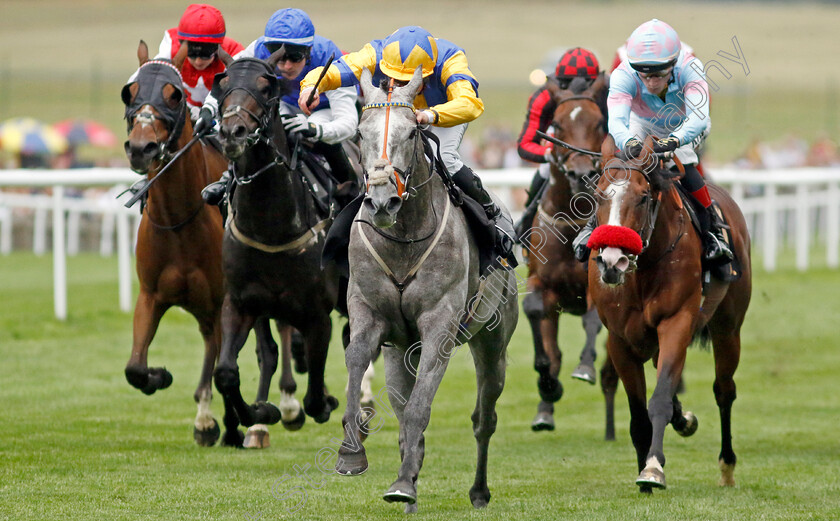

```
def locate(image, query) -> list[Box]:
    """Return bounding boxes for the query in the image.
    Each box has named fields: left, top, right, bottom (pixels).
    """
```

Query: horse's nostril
left=386, top=196, right=402, bottom=213
left=233, top=125, right=247, bottom=140
left=142, top=142, right=158, bottom=158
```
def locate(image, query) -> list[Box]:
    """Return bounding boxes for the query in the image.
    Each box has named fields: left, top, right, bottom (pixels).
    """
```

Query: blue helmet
left=263, top=8, right=315, bottom=47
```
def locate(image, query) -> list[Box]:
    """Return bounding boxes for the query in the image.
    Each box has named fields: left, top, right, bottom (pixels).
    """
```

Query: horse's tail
left=690, top=325, right=712, bottom=351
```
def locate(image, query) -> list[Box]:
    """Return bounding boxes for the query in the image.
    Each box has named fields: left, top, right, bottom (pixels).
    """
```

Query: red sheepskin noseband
left=587, top=225, right=643, bottom=255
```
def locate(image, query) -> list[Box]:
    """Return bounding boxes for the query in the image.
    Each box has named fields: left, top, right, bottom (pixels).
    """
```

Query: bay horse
left=334, top=68, right=518, bottom=512
left=211, top=50, right=341, bottom=437
left=587, top=136, right=751, bottom=491
left=521, top=74, right=619, bottom=437
left=121, top=41, right=284, bottom=448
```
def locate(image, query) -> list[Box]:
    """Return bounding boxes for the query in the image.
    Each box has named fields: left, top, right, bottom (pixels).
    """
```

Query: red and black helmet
left=555, top=47, right=600, bottom=80
left=177, top=4, right=226, bottom=44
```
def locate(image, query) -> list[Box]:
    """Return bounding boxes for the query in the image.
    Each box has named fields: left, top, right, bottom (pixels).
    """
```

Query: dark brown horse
left=121, top=42, right=285, bottom=447
left=211, top=51, right=340, bottom=436
left=587, top=136, right=751, bottom=491
left=521, top=74, right=619, bottom=437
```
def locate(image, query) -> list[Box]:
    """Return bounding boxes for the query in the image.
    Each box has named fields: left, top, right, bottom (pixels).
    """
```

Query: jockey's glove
left=282, top=113, right=323, bottom=141
left=625, top=138, right=643, bottom=158
left=193, top=108, right=214, bottom=137
left=653, top=136, right=680, bottom=153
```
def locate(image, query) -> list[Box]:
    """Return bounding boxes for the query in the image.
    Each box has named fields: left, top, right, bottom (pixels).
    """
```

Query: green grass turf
left=0, top=252, right=839, bottom=519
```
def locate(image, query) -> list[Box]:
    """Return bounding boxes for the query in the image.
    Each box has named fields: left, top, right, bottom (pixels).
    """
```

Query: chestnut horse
left=521, top=74, right=619, bottom=437
left=122, top=42, right=284, bottom=447
left=588, top=136, right=751, bottom=491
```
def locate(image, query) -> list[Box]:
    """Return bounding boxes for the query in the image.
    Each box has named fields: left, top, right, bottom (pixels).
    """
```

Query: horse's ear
left=588, top=72, right=607, bottom=96
left=138, top=40, right=149, bottom=67
left=404, top=67, right=424, bottom=99
left=163, top=83, right=182, bottom=109
left=172, top=41, right=188, bottom=70
left=601, top=134, right=616, bottom=160
left=266, top=46, right=286, bottom=70
left=639, top=135, right=659, bottom=171
left=217, top=47, right=233, bottom=67
left=359, top=67, right=376, bottom=101
left=545, top=77, right=563, bottom=101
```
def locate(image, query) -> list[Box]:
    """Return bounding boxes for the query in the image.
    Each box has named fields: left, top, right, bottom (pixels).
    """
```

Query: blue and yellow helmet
left=379, top=26, right=437, bottom=81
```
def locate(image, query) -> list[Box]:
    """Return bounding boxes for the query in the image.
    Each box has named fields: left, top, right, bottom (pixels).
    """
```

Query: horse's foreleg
left=538, top=290, right=563, bottom=403
left=523, top=289, right=553, bottom=431
left=275, top=324, right=305, bottom=431
left=710, top=327, right=741, bottom=486
left=214, top=296, right=256, bottom=447
left=572, top=306, right=602, bottom=385
left=606, top=333, right=651, bottom=486
left=125, top=291, right=171, bottom=394
left=639, top=312, right=693, bottom=490
left=336, top=308, right=384, bottom=477
left=384, top=316, right=457, bottom=507
left=240, top=318, right=282, bottom=449
left=300, top=314, right=337, bottom=424
left=192, top=309, right=222, bottom=447
left=600, top=350, right=619, bottom=441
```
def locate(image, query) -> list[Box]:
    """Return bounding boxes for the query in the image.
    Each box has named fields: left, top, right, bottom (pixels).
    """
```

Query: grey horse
left=333, top=68, right=518, bottom=512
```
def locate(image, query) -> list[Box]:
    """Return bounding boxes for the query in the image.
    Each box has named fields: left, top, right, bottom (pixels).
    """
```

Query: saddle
left=673, top=183, right=741, bottom=284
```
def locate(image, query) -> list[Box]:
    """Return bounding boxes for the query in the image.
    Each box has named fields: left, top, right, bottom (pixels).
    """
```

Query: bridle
left=360, top=78, right=432, bottom=200
left=547, top=94, right=604, bottom=178
left=214, top=58, right=289, bottom=185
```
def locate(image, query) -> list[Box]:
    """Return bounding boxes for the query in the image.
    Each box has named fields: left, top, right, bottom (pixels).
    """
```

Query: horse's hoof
left=537, top=374, right=563, bottom=403
left=719, top=459, right=736, bottom=487
left=571, top=363, right=597, bottom=385
left=193, top=418, right=220, bottom=447
left=404, top=503, right=418, bottom=514
left=636, top=466, right=666, bottom=490
left=308, top=395, right=339, bottom=424
left=531, top=411, right=555, bottom=432
left=675, top=411, right=698, bottom=437
left=469, top=485, right=491, bottom=508
left=383, top=480, right=416, bottom=504
left=281, top=408, right=306, bottom=431
left=221, top=428, right=245, bottom=448
left=336, top=449, right=368, bottom=476
left=243, top=425, right=270, bottom=449
left=253, top=402, right=282, bottom=425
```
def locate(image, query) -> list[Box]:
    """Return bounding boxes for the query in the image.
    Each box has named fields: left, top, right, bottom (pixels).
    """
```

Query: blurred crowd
left=730, top=135, right=840, bottom=169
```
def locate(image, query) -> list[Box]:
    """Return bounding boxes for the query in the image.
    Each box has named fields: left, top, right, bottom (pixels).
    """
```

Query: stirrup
left=704, top=232, right=734, bottom=262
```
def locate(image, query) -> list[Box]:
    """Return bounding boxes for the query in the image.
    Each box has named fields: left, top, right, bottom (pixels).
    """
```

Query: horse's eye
left=637, top=194, right=649, bottom=206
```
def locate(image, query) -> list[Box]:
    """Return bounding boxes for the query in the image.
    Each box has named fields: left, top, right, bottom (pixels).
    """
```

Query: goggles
left=187, top=43, right=218, bottom=59
left=264, top=43, right=309, bottom=63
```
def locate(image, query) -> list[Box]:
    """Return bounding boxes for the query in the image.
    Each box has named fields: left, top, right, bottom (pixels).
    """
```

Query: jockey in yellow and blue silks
left=298, top=26, right=513, bottom=252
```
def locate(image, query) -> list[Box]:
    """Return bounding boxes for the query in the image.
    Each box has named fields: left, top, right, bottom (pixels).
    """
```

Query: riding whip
left=305, top=53, right=335, bottom=108
left=124, top=135, right=201, bottom=208
left=535, top=131, right=601, bottom=157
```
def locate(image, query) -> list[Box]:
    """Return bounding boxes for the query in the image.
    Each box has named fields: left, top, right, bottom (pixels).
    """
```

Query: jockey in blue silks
left=199, top=8, right=359, bottom=204
left=573, top=19, right=733, bottom=264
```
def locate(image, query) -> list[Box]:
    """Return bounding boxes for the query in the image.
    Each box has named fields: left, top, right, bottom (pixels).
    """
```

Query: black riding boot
left=703, top=207, right=734, bottom=263
left=451, top=165, right=514, bottom=259
left=572, top=214, right=597, bottom=262
left=514, top=171, right=548, bottom=244
left=201, top=170, right=231, bottom=206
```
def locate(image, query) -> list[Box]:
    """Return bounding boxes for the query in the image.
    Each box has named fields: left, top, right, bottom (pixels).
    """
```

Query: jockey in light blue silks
left=198, top=8, right=359, bottom=204
left=573, top=19, right=733, bottom=264
left=298, top=25, right=514, bottom=257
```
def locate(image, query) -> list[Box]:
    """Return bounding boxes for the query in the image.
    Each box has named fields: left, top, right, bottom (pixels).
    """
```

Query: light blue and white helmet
left=263, top=8, right=315, bottom=47
left=626, top=19, right=681, bottom=73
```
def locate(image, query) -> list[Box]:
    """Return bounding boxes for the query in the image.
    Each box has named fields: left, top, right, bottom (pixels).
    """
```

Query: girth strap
left=356, top=193, right=451, bottom=293
left=229, top=214, right=332, bottom=254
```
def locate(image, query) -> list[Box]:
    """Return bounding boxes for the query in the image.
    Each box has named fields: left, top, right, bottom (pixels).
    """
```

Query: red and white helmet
left=177, top=4, right=226, bottom=44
